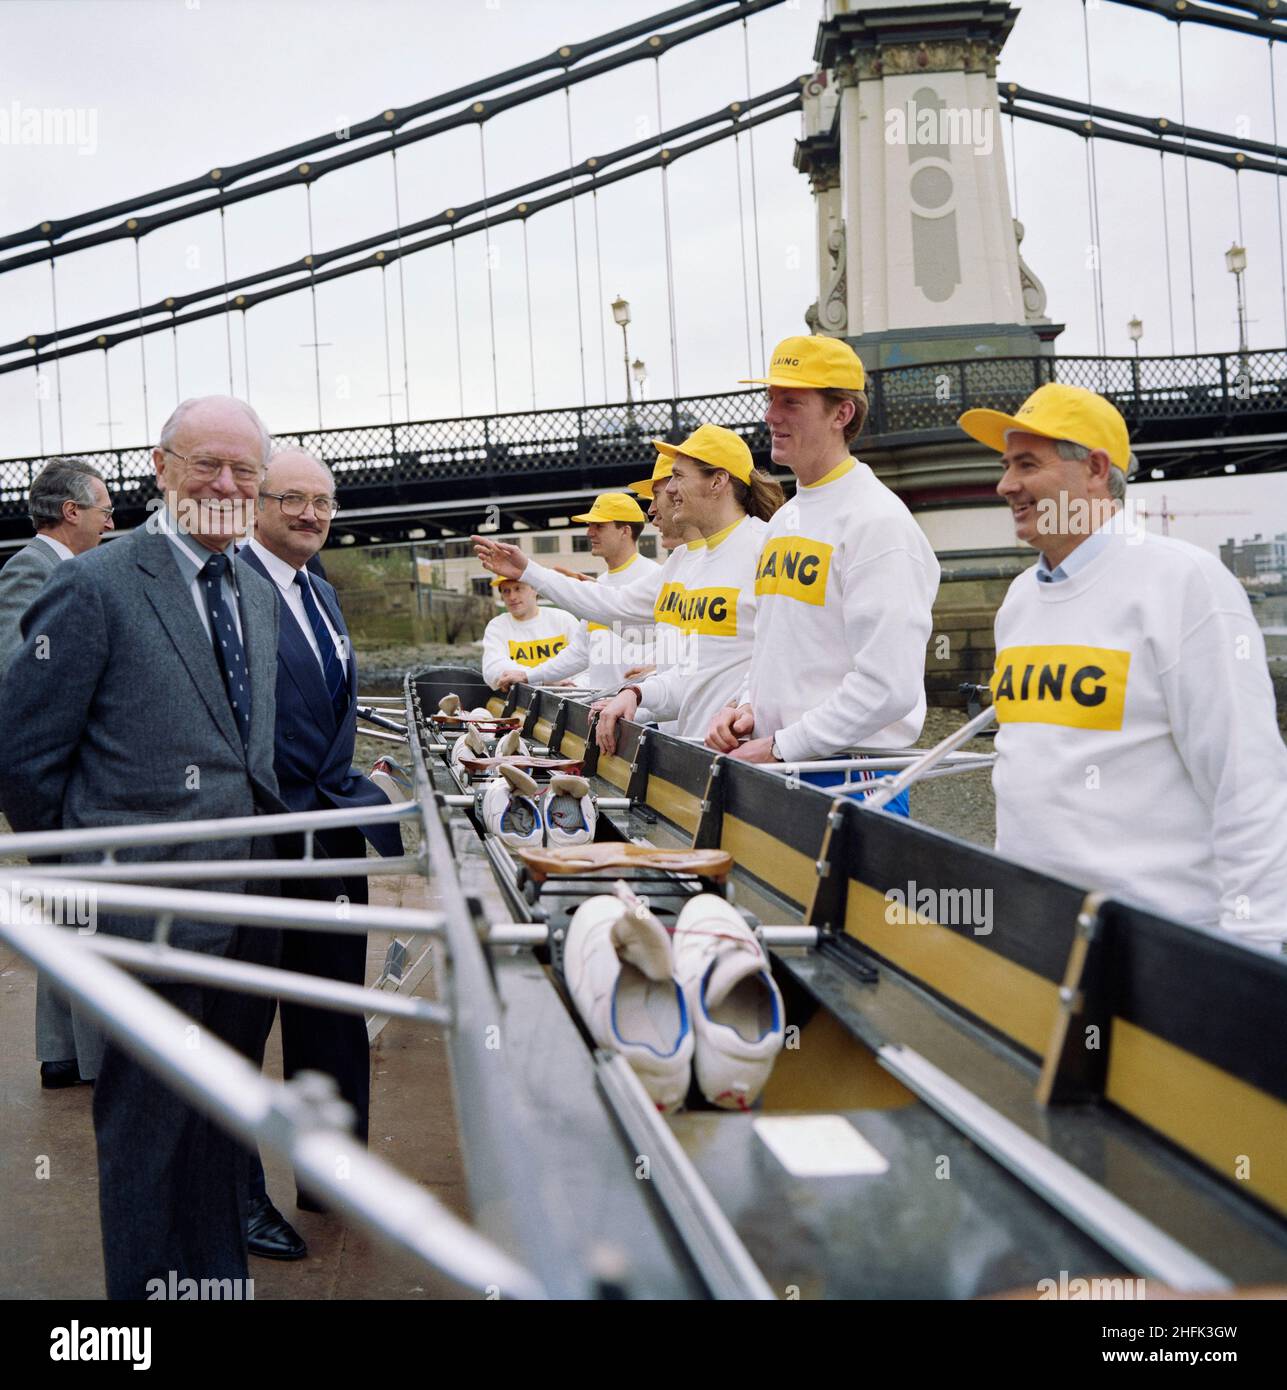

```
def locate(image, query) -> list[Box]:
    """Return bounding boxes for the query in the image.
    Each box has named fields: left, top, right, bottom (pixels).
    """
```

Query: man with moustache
left=238, top=448, right=403, bottom=1255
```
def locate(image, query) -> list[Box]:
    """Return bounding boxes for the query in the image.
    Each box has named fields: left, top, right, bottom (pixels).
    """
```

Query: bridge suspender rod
left=101, top=348, right=114, bottom=451
left=1081, top=0, right=1107, bottom=359
left=47, top=259, right=64, bottom=451
left=34, top=348, right=45, bottom=455
left=450, top=243, right=465, bottom=417
left=5, top=78, right=805, bottom=361
left=742, top=15, right=767, bottom=376
left=170, top=308, right=180, bottom=404
left=478, top=126, right=501, bottom=416
left=132, top=240, right=152, bottom=442
left=1008, top=109, right=1020, bottom=220
left=0, top=0, right=770, bottom=253
left=305, top=185, right=324, bottom=430
left=241, top=311, right=250, bottom=402
left=1270, top=41, right=1287, bottom=346
left=0, top=98, right=803, bottom=381
left=562, top=87, right=588, bottom=408
left=655, top=60, right=681, bottom=396
left=521, top=219, right=537, bottom=408
left=218, top=207, right=234, bottom=395
left=390, top=148, right=412, bottom=419
left=1160, top=152, right=1177, bottom=355
left=733, top=120, right=755, bottom=379
left=591, top=178, right=609, bottom=403
left=380, top=267, right=396, bottom=426
left=1177, top=26, right=1200, bottom=352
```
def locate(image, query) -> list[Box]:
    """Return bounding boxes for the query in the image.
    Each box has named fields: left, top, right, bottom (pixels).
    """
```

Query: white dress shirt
left=154, top=505, right=243, bottom=642
left=34, top=533, right=74, bottom=563
left=244, top=537, right=348, bottom=675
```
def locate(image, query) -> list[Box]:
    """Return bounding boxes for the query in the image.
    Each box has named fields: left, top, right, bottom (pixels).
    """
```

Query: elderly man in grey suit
left=0, top=395, right=286, bottom=1301
left=0, top=457, right=115, bottom=1088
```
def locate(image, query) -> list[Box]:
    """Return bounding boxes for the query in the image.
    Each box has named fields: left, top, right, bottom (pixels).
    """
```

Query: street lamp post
left=1225, top=244, right=1249, bottom=382
left=1127, top=316, right=1142, bottom=403
left=632, top=357, right=647, bottom=403
left=611, top=295, right=634, bottom=412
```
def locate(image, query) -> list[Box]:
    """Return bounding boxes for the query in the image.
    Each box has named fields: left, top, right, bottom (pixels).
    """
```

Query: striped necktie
left=199, top=552, right=251, bottom=749
left=294, top=571, right=348, bottom=721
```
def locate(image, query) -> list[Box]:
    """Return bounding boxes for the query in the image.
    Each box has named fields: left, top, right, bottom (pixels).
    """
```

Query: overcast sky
left=1, top=0, right=1285, bottom=554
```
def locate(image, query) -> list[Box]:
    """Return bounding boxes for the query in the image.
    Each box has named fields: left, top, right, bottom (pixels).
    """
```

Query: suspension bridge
left=3, top=0, right=1287, bottom=551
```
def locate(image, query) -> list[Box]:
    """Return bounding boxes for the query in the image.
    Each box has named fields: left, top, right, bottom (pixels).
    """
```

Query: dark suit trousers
left=93, top=916, right=280, bottom=1300
left=249, top=825, right=370, bottom=1204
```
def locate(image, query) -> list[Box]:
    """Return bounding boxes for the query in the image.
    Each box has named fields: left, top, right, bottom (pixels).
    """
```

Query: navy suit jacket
left=239, top=546, right=402, bottom=859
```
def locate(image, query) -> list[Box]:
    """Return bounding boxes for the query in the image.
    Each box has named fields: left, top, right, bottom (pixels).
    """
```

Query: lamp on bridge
left=1225, top=243, right=1249, bottom=363
left=1127, top=316, right=1142, bottom=359
left=632, top=357, right=647, bottom=403
left=611, top=295, right=635, bottom=408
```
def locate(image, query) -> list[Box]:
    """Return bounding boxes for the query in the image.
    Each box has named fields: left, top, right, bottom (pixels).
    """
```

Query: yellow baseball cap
left=629, top=452, right=673, bottom=500
left=958, top=383, right=1131, bottom=471
left=740, top=334, right=866, bottom=391
left=490, top=574, right=528, bottom=589
left=571, top=491, right=647, bottom=524
left=652, top=423, right=753, bottom=484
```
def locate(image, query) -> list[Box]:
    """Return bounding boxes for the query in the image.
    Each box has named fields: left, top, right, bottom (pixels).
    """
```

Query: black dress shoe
left=40, top=1060, right=87, bottom=1089
left=247, top=1196, right=307, bottom=1261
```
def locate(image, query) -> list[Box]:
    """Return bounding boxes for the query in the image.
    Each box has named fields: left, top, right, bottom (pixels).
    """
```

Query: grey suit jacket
left=0, top=524, right=286, bottom=952
left=0, top=537, right=59, bottom=675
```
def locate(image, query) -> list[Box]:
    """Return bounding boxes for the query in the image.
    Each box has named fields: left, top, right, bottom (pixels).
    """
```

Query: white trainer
left=672, top=895, right=784, bottom=1111
left=543, top=774, right=596, bottom=847
left=563, top=894, right=693, bottom=1113
left=493, top=727, right=530, bottom=759
left=450, top=724, right=488, bottom=776
left=480, top=764, right=543, bottom=847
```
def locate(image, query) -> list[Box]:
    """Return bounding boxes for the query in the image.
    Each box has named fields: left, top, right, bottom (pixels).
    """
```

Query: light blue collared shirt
left=1036, top=525, right=1113, bottom=584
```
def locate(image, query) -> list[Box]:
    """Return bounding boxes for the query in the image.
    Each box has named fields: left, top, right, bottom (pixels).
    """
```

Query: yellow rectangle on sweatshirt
left=991, top=644, right=1131, bottom=731
left=508, top=635, right=570, bottom=665
left=754, top=537, right=833, bottom=606
left=652, top=584, right=739, bottom=636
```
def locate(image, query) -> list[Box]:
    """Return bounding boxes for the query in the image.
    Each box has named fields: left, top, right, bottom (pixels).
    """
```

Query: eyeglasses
left=77, top=504, right=114, bottom=517
left=260, top=490, right=340, bottom=519
left=162, top=447, right=263, bottom=485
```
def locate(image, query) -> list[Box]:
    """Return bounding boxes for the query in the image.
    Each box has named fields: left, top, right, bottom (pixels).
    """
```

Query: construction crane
left=1148, top=494, right=1251, bottom=538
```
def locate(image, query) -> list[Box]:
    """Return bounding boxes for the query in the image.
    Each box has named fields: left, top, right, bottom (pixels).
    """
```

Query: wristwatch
left=770, top=735, right=783, bottom=761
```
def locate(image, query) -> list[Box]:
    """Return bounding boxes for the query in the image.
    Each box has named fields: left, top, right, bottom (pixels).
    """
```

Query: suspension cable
left=241, top=312, right=250, bottom=402
left=170, top=309, right=180, bottom=405
left=34, top=349, right=45, bottom=456
left=655, top=59, right=681, bottom=396
left=741, top=16, right=766, bottom=373
left=1176, top=25, right=1199, bottom=349
left=478, top=124, right=501, bottom=415
left=563, top=86, right=588, bottom=407
left=380, top=266, right=395, bottom=426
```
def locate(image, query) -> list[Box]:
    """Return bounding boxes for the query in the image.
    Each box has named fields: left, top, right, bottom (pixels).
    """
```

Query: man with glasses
left=0, top=395, right=287, bottom=1299
left=239, top=448, right=403, bottom=1254
left=0, top=456, right=114, bottom=1093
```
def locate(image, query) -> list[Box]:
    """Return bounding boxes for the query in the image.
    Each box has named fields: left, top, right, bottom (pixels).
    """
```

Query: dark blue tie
left=200, top=552, right=251, bottom=749
left=294, top=571, right=348, bottom=721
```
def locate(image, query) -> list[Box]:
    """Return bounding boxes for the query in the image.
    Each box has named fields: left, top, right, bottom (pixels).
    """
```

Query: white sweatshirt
left=638, top=515, right=766, bottom=738
left=991, top=528, right=1287, bottom=945
left=744, top=458, right=940, bottom=761
left=524, top=552, right=662, bottom=689
left=480, top=606, right=582, bottom=687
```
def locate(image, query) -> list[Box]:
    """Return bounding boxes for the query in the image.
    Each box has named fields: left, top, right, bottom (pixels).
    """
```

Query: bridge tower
left=798, top=0, right=1059, bottom=368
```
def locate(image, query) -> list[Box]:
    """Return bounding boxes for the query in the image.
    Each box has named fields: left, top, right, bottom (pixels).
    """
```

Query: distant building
left=412, top=526, right=660, bottom=597
left=1221, top=533, right=1287, bottom=583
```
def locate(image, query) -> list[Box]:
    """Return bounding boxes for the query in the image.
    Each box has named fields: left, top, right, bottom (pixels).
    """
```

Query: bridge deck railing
left=2, top=351, right=1284, bottom=517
